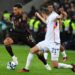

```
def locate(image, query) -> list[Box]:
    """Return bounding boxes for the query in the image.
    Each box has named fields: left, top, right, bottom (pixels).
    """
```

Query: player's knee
left=60, top=45, right=64, bottom=52
left=37, top=50, right=43, bottom=55
left=30, top=48, right=36, bottom=54
left=3, top=39, right=11, bottom=46
left=30, top=46, right=39, bottom=54
left=3, top=37, right=13, bottom=46
left=51, top=61, right=58, bottom=68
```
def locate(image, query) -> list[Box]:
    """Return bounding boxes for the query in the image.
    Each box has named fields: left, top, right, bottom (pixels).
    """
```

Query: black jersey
left=11, top=13, right=31, bottom=36
left=2, top=13, right=36, bottom=46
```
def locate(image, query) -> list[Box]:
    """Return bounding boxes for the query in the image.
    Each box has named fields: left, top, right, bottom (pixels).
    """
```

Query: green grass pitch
left=0, top=45, right=75, bottom=75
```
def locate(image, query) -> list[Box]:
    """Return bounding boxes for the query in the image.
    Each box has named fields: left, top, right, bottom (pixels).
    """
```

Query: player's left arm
left=56, top=15, right=62, bottom=26
left=23, top=19, right=34, bottom=41
left=22, top=13, right=31, bottom=35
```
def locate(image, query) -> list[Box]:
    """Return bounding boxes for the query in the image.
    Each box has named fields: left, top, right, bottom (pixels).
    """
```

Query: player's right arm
left=35, top=12, right=46, bottom=24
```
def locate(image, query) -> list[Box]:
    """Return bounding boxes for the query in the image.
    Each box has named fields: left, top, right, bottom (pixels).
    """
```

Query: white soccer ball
left=7, top=61, right=16, bottom=70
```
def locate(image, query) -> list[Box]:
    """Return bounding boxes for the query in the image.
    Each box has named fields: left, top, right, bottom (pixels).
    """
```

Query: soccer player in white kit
left=19, top=2, right=75, bottom=72
left=44, top=3, right=68, bottom=62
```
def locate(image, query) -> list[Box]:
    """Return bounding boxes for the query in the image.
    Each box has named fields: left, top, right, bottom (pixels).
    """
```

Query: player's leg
left=52, top=60, right=75, bottom=72
left=24, top=36, right=49, bottom=68
left=3, top=37, right=18, bottom=65
left=50, top=43, right=75, bottom=72
left=25, top=46, right=41, bottom=69
left=44, top=51, right=48, bottom=61
left=19, top=46, right=42, bottom=72
left=19, top=41, right=51, bottom=72
left=60, top=45, right=67, bottom=61
left=44, top=45, right=67, bottom=62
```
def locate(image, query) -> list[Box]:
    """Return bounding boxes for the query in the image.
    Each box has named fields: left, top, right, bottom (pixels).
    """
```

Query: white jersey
left=45, top=11, right=60, bottom=43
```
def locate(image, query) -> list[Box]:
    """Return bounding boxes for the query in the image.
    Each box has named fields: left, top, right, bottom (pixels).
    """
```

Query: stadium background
left=0, top=0, right=75, bottom=75
left=0, top=0, right=75, bottom=50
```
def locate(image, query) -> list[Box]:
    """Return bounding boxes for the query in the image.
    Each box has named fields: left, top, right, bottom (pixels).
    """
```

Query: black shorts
left=3, top=30, right=36, bottom=48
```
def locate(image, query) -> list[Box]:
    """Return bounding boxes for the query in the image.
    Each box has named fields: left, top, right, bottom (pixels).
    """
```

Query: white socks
left=44, top=51, right=67, bottom=60
left=12, top=56, right=18, bottom=65
left=61, top=51, right=67, bottom=57
left=12, top=56, right=17, bottom=61
left=44, top=52, right=48, bottom=60
left=25, top=53, right=33, bottom=70
left=58, top=63, right=72, bottom=68
left=45, top=64, right=52, bottom=71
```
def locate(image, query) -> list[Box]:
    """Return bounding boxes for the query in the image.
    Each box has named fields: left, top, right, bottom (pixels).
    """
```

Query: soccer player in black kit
left=3, top=4, right=50, bottom=70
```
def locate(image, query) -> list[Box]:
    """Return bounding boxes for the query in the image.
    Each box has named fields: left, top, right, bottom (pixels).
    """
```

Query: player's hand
left=35, top=12, right=40, bottom=18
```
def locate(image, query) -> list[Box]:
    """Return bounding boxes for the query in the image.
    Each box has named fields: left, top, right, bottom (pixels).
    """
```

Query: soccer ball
left=7, top=61, right=16, bottom=70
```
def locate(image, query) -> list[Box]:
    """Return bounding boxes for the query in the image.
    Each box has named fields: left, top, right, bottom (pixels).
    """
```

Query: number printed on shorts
left=52, top=48, right=59, bottom=54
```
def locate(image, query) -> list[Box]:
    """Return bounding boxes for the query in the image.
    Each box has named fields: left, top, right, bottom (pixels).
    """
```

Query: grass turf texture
left=0, top=45, right=75, bottom=75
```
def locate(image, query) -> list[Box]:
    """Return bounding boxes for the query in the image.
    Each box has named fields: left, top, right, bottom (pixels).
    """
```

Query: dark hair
left=39, top=2, right=54, bottom=15
left=40, top=6, right=48, bottom=13
left=44, top=1, right=54, bottom=7
left=39, top=6, right=49, bottom=15
left=14, top=4, right=22, bottom=8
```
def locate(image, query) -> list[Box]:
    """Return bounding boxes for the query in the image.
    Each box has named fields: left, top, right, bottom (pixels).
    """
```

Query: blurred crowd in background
left=0, top=0, right=75, bottom=50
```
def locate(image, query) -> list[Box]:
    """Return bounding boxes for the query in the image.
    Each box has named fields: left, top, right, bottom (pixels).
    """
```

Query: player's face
left=48, top=5, right=53, bottom=13
left=13, top=7, right=22, bottom=15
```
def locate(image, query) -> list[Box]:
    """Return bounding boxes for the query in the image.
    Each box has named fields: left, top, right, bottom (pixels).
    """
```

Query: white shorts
left=36, top=40, right=60, bottom=61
